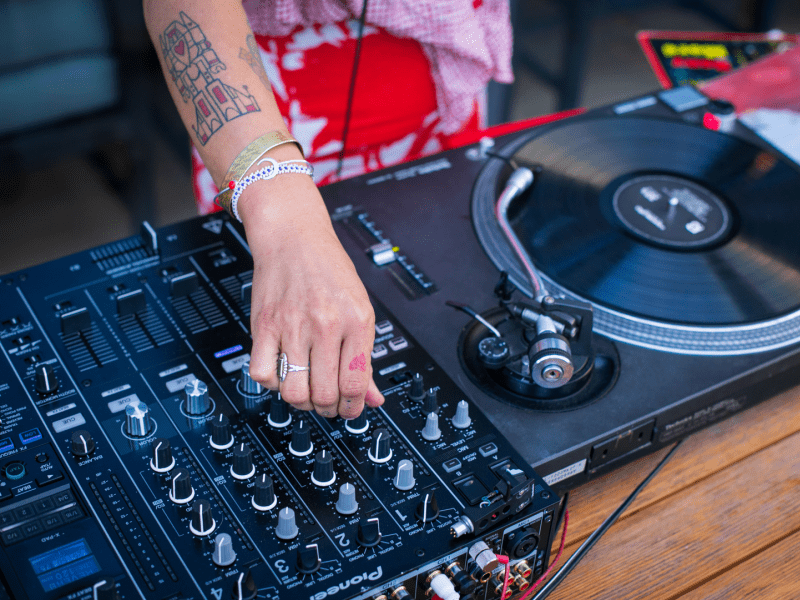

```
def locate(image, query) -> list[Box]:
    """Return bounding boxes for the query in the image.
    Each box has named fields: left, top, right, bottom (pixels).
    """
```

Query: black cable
left=554, top=491, right=569, bottom=535
left=529, top=439, right=684, bottom=600
left=337, top=0, right=370, bottom=179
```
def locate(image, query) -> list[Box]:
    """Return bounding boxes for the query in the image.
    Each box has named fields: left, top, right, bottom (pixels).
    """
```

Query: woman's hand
left=239, top=171, right=384, bottom=419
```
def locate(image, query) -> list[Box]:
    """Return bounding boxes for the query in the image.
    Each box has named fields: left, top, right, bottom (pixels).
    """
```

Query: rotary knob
left=168, top=468, right=195, bottom=504
left=252, top=473, right=277, bottom=511
left=275, top=507, right=298, bottom=540
left=367, top=428, right=393, bottom=463
left=189, top=498, right=216, bottom=536
left=357, top=517, right=382, bottom=547
left=311, top=450, right=336, bottom=487
left=268, top=395, right=291, bottom=428
left=240, top=361, right=263, bottom=395
left=184, top=380, right=211, bottom=416
left=296, top=543, right=321, bottom=574
left=335, top=483, right=359, bottom=515
left=70, top=429, right=95, bottom=457
left=230, top=443, right=256, bottom=480
left=150, top=438, right=175, bottom=472
left=231, top=569, right=258, bottom=600
left=393, top=459, right=416, bottom=491
left=407, top=372, right=426, bottom=403
left=209, top=413, right=234, bottom=450
left=125, top=401, right=152, bottom=437
left=212, top=533, right=237, bottom=567
left=92, top=577, right=120, bottom=600
left=415, top=490, right=439, bottom=523
left=344, top=410, right=369, bottom=434
left=421, top=412, right=441, bottom=441
left=451, top=400, right=472, bottom=429
left=423, top=387, right=438, bottom=415
left=289, top=419, right=313, bottom=457
left=34, top=363, right=59, bottom=394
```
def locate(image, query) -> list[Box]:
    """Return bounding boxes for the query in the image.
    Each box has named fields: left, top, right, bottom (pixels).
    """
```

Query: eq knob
left=345, top=410, right=369, bottom=434
left=423, top=387, right=439, bottom=415
left=70, top=430, right=95, bottom=457
left=189, top=498, right=216, bottom=536
left=416, top=490, right=440, bottom=523
left=240, top=362, right=263, bottom=395
left=184, top=380, right=211, bottom=416
left=150, top=438, right=175, bottom=472
left=268, top=395, right=292, bottom=428
left=275, top=507, right=299, bottom=540
left=92, top=577, right=120, bottom=600
left=230, top=443, right=256, bottom=480
left=251, top=473, right=277, bottom=511
left=34, top=363, right=59, bottom=394
left=289, top=419, right=313, bottom=457
left=367, top=428, right=393, bottom=463
left=209, top=413, right=234, bottom=450
left=125, top=401, right=152, bottom=437
left=231, top=569, right=258, bottom=600
left=311, top=450, right=336, bottom=487
left=168, top=468, right=195, bottom=504
left=357, top=517, right=382, bottom=547
left=212, top=533, right=237, bottom=567
left=296, top=543, right=321, bottom=574
left=407, top=372, right=426, bottom=403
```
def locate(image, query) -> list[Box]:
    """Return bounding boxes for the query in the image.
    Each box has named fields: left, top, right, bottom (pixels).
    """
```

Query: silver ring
left=278, top=352, right=310, bottom=382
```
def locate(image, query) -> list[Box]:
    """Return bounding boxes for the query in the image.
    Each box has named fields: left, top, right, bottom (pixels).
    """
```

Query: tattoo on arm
left=240, top=34, right=273, bottom=92
left=159, top=12, right=261, bottom=146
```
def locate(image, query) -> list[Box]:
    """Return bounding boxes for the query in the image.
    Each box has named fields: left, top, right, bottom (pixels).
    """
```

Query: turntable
left=325, top=85, right=800, bottom=490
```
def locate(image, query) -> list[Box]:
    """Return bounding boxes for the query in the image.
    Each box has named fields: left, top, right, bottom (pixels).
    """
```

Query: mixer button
left=289, top=419, right=313, bottom=457
left=209, top=413, right=234, bottom=450
left=230, top=443, right=256, bottom=480
left=311, top=450, right=336, bottom=487
left=367, top=428, right=393, bottom=464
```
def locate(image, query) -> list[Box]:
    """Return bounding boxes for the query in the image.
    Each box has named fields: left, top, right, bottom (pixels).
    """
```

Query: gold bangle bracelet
left=214, top=131, right=305, bottom=214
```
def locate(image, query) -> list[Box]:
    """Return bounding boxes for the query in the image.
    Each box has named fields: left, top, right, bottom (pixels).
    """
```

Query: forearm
left=143, top=0, right=299, bottom=187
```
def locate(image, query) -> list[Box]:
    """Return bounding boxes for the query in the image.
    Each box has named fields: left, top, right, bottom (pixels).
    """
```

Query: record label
left=611, top=174, right=732, bottom=249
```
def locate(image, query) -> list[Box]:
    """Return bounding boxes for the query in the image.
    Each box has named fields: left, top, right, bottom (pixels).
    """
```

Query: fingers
left=364, top=377, right=385, bottom=409
left=277, top=337, right=313, bottom=412
left=309, top=337, right=342, bottom=419
left=336, top=337, right=373, bottom=419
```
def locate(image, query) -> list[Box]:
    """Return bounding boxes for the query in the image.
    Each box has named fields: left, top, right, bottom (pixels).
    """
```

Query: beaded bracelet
left=228, top=157, right=314, bottom=222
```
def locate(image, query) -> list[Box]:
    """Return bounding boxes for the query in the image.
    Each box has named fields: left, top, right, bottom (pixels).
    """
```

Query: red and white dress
left=192, top=0, right=513, bottom=214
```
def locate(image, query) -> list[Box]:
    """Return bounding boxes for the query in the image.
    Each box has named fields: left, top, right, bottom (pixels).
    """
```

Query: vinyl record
left=502, top=116, right=800, bottom=325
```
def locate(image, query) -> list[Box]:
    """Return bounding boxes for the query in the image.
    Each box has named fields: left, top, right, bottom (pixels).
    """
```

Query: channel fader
left=0, top=216, right=558, bottom=600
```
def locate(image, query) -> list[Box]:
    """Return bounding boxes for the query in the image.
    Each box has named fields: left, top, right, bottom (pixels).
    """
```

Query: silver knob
left=275, top=507, right=298, bottom=540
left=393, top=459, right=416, bottom=491
left=335, top=483, right=359, bottom=515
left=451, top=400, right=472, bottom=429
left=212, top=533, right=237, bottom=567
left=421, top=412, right=441, bottom=441
left=240, top=362, right=263, bottom=395
left=184, top=380, right=211, bottom=415
left=125, top=402, right=151, bottom=437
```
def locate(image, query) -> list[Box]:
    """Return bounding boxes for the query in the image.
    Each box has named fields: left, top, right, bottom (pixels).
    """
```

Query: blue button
left=0, top=438, right=13, bottom=453
left=19, top=428, right=42, bottom=445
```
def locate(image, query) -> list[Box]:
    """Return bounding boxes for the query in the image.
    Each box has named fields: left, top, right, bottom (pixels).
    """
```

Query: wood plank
left=561, top=386, right=800, bottom=544
left=542, top=430, right=800, bottom=600
left=678, top=530, right=800, bottom=599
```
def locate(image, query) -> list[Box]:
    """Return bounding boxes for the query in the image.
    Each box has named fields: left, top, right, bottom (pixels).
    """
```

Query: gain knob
left=289, top=419, right=313, bottom=457
left=70, top=429, right=95, bottom=457
left=275, top=507, right=298, bottom=540
left=231, top=569, right=258, bottom=600
left=92, top=577, right=120, bottom=600
left=335, top=483, right=359, bottom=515
left=416, top=490, right=439, bottom=523
left=184, top=379, right=211, bottom=415
left=407, top=372, right=426, bottom=403
left=296, top=543, right=321, bottom=574
left=230, top=443, right=256, bottom=480
left=212, top=533, right=237, bottom=567
left=393, top=459, right=416, bottom=491
left=311, top=450, right=336, bottom=487
left=189, top=498, right=216, bottom=536
left=357, top=517, right=382, bottom=547
left=344, top=410, right=369, bottom=434
left=150, top=438, right=175, bottom=472
left=451, top=400, right=472, bottom=429
left=240, top=361, right=263, bottom=395
left=34, top=363, right=59, bottom=394
left=168, top=468, right=195, bottom=504
left=268, top=395, right=292, bottom=428
left=125, top=401, right=152, bottom=437
left=251, top=473, right=277, bottom=511
left=423, top=387, right=438, bottom=415
left=367, top=428, right=393, bottom=463
left=421, top=412, right=441, bottom=441
left=209, top=413, right=234, bottom=450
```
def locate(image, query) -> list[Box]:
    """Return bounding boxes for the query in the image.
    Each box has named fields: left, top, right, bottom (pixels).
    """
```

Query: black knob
left=296, top=543, right=321, bottom=574
left=35, top=363, right=59, bottom=394
left=251, top=473, right=277, bottom=511
left=189, top=498, right=216, bottom=536
left=415, top=490, right=439, bottom=523
left=92, top=577, right=120, bottom=600
left=357, top=517, right=382, bottom=547
left=367, top=428, right=393, bottom=464
left=231, top=569, right=258, bottom=600
left=210, top=413, right=234, bottom=450
left=168, top=468, right=195, bottom=504
left=289, top=419, right=313, bottom=457
left=408, top=372, right=425, bottom=402
left=423, top=387, right=438, bottom=415
left=70, top=430, right=95, bottom=457
left=150, top=438, right=175, bottom=472
left=311, top=450, right=336, bottom=487
left=230, top=443, right=255, bottom=480
left=344, top=410, right=369, bottom=434
left=268, top=395, right=291, bottom=428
